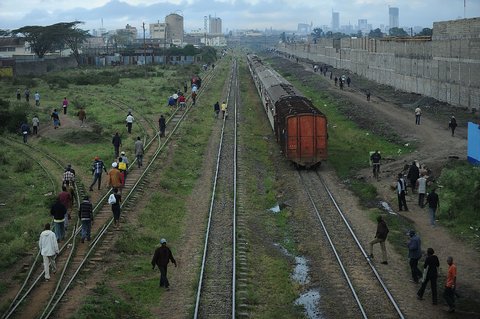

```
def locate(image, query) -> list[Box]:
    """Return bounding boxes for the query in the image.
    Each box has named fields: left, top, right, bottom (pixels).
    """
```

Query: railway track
left=299, top=170, right=404, bottom=319
left=2, top=68, right=218, bottom=319
left=193, top=59, right=238, bottom=318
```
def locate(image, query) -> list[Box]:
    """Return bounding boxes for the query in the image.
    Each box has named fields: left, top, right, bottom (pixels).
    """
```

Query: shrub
left=14, top=159, right=31, bottom=173
left=45, top=75, right=70, bottom=89
left=12, top=77, right=37, bottom=88
left=0, top=98, right=28, bottom=134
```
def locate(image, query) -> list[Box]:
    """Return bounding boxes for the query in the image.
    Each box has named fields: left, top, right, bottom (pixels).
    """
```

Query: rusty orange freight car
left=247, top=54, right=327, bottom=168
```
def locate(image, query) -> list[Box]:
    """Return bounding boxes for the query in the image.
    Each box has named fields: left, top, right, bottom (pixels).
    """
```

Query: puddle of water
left=295, top=289, right=323, bottom=319
left=380, top=201, right=397, bottom=215
left=292, top=256, right=310, bottom=285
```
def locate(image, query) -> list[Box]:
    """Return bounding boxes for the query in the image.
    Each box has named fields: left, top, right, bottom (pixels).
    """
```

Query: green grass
left=72, top=60, right=229, bottom=317
left=0, top=142, right=57, bottom=272
left=237, top=57, right=303, bottom=317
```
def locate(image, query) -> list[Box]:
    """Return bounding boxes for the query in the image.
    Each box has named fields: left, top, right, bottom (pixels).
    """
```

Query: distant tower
left=332, top=12, right=340, bottom=31
left=389, top=7, right=399, bottom=29
left=165, top=13, right=184, bottom=45
left=209, top=16, right=222, bottom=34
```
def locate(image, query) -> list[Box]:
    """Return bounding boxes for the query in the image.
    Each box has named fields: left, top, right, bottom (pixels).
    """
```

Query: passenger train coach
left=246, top=54, right=328, bottom=168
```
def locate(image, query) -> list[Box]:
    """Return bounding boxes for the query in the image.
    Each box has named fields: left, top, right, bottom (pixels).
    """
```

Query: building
left=389, top=7, right=399, bottom=29
left=297, top=23, right=311, bottom=34
left=358, top=19, right=368, bottom=31
left=332, top=12, right=340, bottom=31
left=0, top=37, right=32, bottom=58
left=165, top=13, right=184, bottom=46
left=150, top=22, right=167, bottom=40
left=209, top=16, right=222, bottom=34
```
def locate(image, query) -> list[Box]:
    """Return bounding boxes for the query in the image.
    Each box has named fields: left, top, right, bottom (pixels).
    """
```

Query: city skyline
left=1, top=0, right=479, bottom=34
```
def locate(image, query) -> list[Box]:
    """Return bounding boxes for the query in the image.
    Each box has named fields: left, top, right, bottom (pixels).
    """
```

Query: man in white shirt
left=126, top=112, right=134, bottom=134
left=39, top=223, right=59, bottom=281
left=34, top=91, right=40, bottom=106
left=415, top=107, right=421, bottom=125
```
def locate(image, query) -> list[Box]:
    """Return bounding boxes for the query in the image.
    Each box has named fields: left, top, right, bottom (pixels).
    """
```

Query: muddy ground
left=267, top=53, right=480, bottom=318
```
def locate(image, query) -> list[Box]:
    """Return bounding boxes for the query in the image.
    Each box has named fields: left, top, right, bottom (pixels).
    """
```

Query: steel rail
left=41, top=67, right=219, bottom=319
left=315, top=171, right=405, bottom=319
left=231, top=58, right=238, bottom=319
left=1, top=138, right=82, bottom=319
left=193, top=60, right=236, bottom=319
left=299, top=171, right=368, bottom=319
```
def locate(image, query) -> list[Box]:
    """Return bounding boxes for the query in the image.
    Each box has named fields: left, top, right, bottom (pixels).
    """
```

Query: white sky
left=1, top=0, right=479, bottom=33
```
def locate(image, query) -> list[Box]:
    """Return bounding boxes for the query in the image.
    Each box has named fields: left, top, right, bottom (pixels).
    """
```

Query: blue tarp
left=467, top=122, right=480, bottom=165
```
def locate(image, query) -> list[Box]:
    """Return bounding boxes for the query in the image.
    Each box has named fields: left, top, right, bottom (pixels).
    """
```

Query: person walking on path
left=443, top=256, right=457, bottom=313
left=346, top=77, right=351, bottom=87
left=89, top=156, right=107, bottom=191
left=58, top=185, right=72, bottom=231
left=370, top=150, right=381, bottom=180
left=20, top=122, right=30, bottom=143
left=34, top=91, right=40, bottom=106
left=39, top=223, right=59, bottom=281
left=151, top=238, right=177, bottom=289
left=416, top=174, right=427, bottom=208
left=126, top=112, right=134, bottom=134
left=183, top=81, right=188, bottom=94
left=191, top=91, right=197, bottom=106
left=134, top=137, right=144, bottom=168
left=110, top=188, right=122, bottom=228
left=178, top=94, right=186, bottom=108
left=214, top=101, right=220, bottom=118
left=119, top=151, right=129, bottom=181
left=51, top=109, right=60, bottom=129
left=397, top=173, right=408, bottom=211
left=63, top=165, right=75, bottom=186
left=78, top=196, right=93, bottom=243
left=366, top=90, right=371, bottom=101
left=407, top=230, right=423, bottom=283
left=415, top=107, right=422, bottom=125
left=417, top=247, right=440, bottom=305
left=158, top=115, right=166, bottom=137
left=32, top=115, right=39, bottom=135
left=449, top=116, right=458, bottom=136
left=407, top=161, right=420, bottom=193
left=426, top=188, right=439, bottom=227
left=62, top=97, right=69, bottom=115
left=108, top=162, right=123, bottom=193
left=77, top=108, right=86, bottom=127
left=221, top=101, right=227, bottom=119
left=50, top=198, right=67, bottom=242
left=112, top=132, right=122, bottom=158
left=24, top=88, right=30, bottom=102
left=369, top=216, right=389, bottom=264
left=334, top=76, right=338, bottom=86
left=16, top=88, right=21, bottom=100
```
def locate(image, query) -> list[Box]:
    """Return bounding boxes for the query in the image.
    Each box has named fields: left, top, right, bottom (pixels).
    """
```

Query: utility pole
left=143, top=22, right=147, bottom=77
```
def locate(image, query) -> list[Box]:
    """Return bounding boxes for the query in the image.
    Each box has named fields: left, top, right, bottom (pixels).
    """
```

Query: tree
left=12, top=22, right=89, bottom=60
left=368, top=28, right=384, bottom=38
left=12, top=25, right=54, bottom=58
left=355, top=30, right=363, bottom=38
left=311, top=27, right=324, bottom=40
left=417, top=28, right=433, bottom=36
left=0, top=29, right=10, bottom=36
left=61, top=22, right=90, bottom=65
left=389, top=27, right=409, bottom=37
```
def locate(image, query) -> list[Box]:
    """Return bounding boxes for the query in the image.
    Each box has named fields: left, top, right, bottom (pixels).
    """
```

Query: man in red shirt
left=443, top=256, right=457, bottom=312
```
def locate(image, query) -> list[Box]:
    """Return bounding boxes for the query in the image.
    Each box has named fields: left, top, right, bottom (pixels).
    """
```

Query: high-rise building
left=209, top=16, right=222, bottom=34
left=332, top=12, right=340, bottom=31
left=358, top=19, right=368, bottom=31
left=165, top=13, right=184, bottom=45
left=389, top=7, right=399, bottom=29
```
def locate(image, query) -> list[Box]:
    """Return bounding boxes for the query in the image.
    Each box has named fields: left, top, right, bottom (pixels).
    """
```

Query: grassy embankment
left=236, top=58, right=303, bottom=317
left=0, top=64, right=201, bottom=277
left=71, top=59, right=230, bottom=318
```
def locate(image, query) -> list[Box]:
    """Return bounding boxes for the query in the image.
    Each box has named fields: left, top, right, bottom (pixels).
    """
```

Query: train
left=247, top=54, right=328, bottom=168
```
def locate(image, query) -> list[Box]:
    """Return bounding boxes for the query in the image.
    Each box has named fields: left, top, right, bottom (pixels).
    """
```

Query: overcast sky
left=1, top=0, right=479, bottom=34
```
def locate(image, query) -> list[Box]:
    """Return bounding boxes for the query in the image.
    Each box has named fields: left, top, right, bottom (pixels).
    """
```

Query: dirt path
left=274, top=55, right=479, bottom=317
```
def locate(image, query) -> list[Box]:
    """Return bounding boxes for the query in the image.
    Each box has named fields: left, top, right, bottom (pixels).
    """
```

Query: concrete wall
left=14, top=57, right=77, bottom=76
left=277, top=18, right=480, bottom=109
